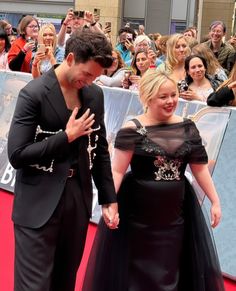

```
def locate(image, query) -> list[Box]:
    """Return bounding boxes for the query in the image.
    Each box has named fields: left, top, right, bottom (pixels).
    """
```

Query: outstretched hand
left=65, top=108, right=95, bottom=143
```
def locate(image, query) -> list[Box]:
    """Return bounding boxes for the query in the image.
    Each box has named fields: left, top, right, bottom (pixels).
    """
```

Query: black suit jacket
left=7, top=67, right=116, bottom=228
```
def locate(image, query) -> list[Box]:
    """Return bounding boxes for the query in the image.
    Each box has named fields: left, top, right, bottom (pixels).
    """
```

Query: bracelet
left=22, top=48, right=27, bottom=54
left=91, top=22, right=97, bottom=26
left=32, top=63, right=38, bottom=67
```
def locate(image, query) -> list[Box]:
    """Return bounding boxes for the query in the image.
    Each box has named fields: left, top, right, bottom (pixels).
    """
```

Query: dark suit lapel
left=43, top=68, right=70, bottom=128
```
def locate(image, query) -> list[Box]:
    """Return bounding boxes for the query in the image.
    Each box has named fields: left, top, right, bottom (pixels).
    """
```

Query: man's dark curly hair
left=65, top=30, right=113, bottom=68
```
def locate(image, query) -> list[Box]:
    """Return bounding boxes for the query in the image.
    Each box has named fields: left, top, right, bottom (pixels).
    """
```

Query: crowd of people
left=1, top=7, right=233, bottom=291
left=1, top=13, right=236, bottom=106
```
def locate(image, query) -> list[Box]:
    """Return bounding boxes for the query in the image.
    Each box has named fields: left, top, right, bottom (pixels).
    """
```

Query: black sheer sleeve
left=187, top=120, right=208, bottom=164
left=207, top=86, right=234, bottom=107
left=114, top=127, right=140, bottom=151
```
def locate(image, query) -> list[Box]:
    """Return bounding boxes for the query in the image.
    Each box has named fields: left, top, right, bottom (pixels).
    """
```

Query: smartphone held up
left=73, top=10, right=84, bottom=18
left=123, top=70, right=133, bottom=89
left=178, top=80, right=188, bottom=92
left=37, top=43, right=46, bottom=54
left=126, top=33, right=133, bottom=42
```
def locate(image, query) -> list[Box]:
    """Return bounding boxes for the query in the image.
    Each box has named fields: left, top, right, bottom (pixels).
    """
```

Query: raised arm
left=57, top=9, right=74, bottom=47
left=84, top=11, right=104, bottom=34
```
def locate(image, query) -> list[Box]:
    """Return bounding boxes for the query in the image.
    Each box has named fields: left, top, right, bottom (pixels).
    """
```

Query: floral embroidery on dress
left=136, top=125, right=163, bottom=155
left=136, top=126, right=147, bottom=136
left=136, top=124, right=184, bottom=180
left=154, top=155, right=182, bottom=181
left=142, top=137, right=164, bottom=155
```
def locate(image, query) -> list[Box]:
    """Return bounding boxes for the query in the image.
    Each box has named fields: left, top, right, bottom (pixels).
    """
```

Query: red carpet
left=0, top=190, right=235, bottom=291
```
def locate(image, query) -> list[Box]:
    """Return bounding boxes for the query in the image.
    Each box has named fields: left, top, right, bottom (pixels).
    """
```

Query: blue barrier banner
left=0, top=70, right=32, bottom=192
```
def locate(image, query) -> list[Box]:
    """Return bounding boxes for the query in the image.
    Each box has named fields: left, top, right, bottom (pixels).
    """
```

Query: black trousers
left=14, top=177, right=89, bottom=291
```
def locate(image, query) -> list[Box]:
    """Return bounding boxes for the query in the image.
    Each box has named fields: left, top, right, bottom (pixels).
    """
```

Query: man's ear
left=66, top=52, right=75, bottom=67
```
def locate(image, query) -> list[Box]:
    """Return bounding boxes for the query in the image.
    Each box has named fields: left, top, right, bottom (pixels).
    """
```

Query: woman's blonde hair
left=38, top=23, right=57, bottom=52
left=139, top=69, right=178, bottom=108
left=165, top=33, right=190, bottom=72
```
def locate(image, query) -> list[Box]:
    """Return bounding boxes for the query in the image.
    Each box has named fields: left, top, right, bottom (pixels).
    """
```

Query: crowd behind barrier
left=0, top=70, right=235, bottom=279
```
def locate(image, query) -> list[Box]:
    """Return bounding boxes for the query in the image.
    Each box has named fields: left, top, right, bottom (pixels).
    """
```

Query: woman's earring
left=145, top=106, right=148, bottom=113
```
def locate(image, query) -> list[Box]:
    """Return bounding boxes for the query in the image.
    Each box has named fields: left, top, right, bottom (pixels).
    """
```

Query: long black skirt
left=82, top=175, right=225, bottom=291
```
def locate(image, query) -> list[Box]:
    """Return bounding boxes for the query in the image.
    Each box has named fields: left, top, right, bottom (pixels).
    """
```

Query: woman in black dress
left=83, top=69, right=225, bottom=291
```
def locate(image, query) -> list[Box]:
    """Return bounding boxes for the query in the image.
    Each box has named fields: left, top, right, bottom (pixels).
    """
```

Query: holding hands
left=102, top=202, right=119, bottom=229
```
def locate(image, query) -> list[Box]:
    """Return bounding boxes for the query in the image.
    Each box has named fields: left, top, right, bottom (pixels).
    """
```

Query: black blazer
left=7, top=67, right=116, bottom=228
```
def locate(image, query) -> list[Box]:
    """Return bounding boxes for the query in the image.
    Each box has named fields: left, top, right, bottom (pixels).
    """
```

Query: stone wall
left=201, top=0, right=235, bottom=40
left=75, top=0, right=122, bottom=46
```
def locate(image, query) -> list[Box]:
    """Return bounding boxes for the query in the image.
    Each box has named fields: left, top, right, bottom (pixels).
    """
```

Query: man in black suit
left=7, top=30, right=119, bottom=291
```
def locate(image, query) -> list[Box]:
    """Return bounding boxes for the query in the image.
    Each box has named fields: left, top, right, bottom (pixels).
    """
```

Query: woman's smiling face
left=148, top=79, right=179, bottom=122
left=187, top=57, right=206, bottom=81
